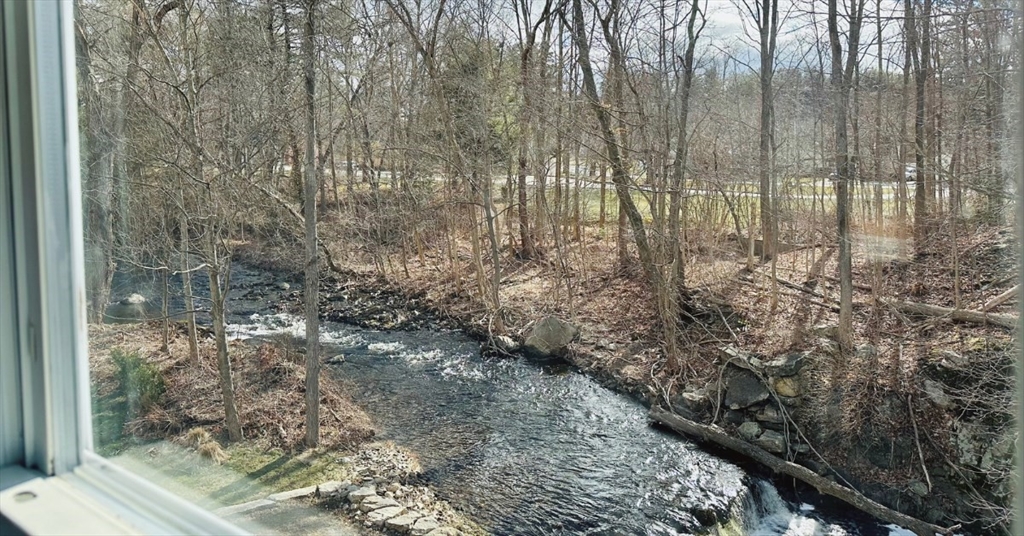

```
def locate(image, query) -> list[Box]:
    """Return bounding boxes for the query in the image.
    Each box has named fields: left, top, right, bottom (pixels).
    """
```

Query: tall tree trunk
left=209, top=259, right=242, bottom=442
left=302, top=0, right=320, bottom=448
left=179, top=204, right=199, bottom=363
left=571, top=0, right=660, bottom=288
left=517, top=42, right=537, bottom=258
left=908, top=0, right=931, bottom=246
left=756, top=0, right=779, bottom=260
left=829, top=0, right=865, bottom=352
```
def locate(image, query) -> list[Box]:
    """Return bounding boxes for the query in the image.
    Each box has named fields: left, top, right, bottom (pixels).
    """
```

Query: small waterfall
left=720, top=479, right=845, bottom=536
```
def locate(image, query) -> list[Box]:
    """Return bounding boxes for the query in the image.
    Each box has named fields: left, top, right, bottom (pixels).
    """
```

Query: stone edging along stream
left=215, top=479, right=464, bottom=535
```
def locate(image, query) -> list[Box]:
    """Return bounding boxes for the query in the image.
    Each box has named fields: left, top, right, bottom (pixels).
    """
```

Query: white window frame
left=0, top=2, right=245, bottom=534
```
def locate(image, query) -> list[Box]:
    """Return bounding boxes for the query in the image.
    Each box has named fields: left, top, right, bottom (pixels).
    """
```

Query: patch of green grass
left=91, top=384, right=129, bottom=456
left=112, top=442, right=357, bottom=509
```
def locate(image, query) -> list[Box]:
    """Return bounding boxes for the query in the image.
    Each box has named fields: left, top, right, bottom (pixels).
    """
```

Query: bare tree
left=829, top=0, right=866, bottom=351
left=303, top=0, right=321, bottom=448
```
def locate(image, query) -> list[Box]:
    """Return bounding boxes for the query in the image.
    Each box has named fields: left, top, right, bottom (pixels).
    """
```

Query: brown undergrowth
left=89, top=323, right=375, bottom=452
left=228, top=191, right=1015, bottom=531
left=309, top=202, right=1016, bottom=532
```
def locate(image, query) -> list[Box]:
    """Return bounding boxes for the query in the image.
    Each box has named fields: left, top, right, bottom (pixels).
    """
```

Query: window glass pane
left=75, top=0, right=1020, bottom=535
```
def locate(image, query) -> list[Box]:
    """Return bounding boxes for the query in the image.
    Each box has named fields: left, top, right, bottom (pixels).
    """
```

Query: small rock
left=738, top=421, right=763, bottom=441
left=856, top=344, right=877, bottom=359
left=276, top=281, right=291, bottom=291
left=411, top=516, right=441, bottom=536
left=367, top=505, right=406, bottom=526
left=811, top=324, right=839, bottom=339
left=724, top=409, right=746, bottom=425
left=763, top=352, right=807, bottom=377
left=922, top=379, right=952, bottom=409
left=267, top=484, right=318, bottom=502
left=359, top=495, right=401, bottom=512
left=491, top=335, right=519, bottom=353
left=348, top=486, right=377, bottom=503
left=909, top=480, right=929, bottom=497
left=318, top=480, right=349, bottom=496
left=386, top=512, right=422, bottom=533
left=719, top=346, right=762, bottom=372
left=773, top=377, right=801, bottom=398
left=792, top=443, right=810, bottom=454
left=755, top=430, right=787, bottom=454
left=386, top=483, right=401, bottom=493
left=779, top=395, right=801, bottom=407
left=424, top=529, right=460, bottom=536
left=678, top=388, right=710, bottom=413
left=385, top=491, right=395, bottom=499
left=755, top=405, right=785, bottom=425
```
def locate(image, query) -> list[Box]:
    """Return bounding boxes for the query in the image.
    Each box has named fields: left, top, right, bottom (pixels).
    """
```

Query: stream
left=113, top=265, right=912, bottom=536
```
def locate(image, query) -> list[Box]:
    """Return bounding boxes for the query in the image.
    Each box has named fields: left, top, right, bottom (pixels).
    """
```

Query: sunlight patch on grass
left=112, top=442, right=355, bottom=509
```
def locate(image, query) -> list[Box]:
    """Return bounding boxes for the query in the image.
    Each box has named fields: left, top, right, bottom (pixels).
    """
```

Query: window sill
left=0, top=465, right=136, bottom=535
left=0, top=460, right=248, bottom=536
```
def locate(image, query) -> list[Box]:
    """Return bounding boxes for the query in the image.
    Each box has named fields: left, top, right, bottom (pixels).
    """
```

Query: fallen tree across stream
left=648, top=406, right=957, bottom=536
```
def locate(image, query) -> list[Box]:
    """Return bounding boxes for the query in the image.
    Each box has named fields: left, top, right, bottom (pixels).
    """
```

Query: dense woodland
left=76, top=0, right=1019, bottom=533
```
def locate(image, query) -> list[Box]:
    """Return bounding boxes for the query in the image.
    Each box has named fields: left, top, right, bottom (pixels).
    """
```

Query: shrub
left=111, top=348, right=165, bottom=415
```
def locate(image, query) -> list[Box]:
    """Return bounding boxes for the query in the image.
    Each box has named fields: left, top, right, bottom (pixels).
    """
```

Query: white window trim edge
left=2, top=1, right=248, bottom=534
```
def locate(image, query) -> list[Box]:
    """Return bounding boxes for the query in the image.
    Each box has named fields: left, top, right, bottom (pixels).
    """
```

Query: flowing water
left=111, top=266, right=911, bottom=535
left=229, top=312, right=911, bottom=536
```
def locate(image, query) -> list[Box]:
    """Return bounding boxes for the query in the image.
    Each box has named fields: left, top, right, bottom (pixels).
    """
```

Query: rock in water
left=105, top=293, right=148, bottom=322
left=523, top=316, right=579, bottom=358
left=492, top=335, right=519, bottom=353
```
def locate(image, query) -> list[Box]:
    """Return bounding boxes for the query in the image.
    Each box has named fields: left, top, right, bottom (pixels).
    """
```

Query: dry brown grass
left=89, top=323, right=376, bottom=451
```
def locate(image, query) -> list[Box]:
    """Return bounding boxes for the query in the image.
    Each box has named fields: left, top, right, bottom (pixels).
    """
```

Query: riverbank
left=290, top=217, right=1016, bottom=535
left=88, top=322, right=484, bottom=535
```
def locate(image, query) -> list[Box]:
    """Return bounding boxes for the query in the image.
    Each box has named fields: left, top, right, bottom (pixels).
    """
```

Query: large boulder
left=523, top=316, right=579, bottom=358
left=724, top=369, right=769, bottom=410
left=105, top=293, right=149, bottom=323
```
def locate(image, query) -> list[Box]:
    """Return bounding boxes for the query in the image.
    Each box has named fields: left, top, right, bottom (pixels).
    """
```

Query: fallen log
left=648, top=406, right=956, bottom=536
left=981, top=284, right=1019, bottom=312
left=885, top=299, right=1018, bottom=330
